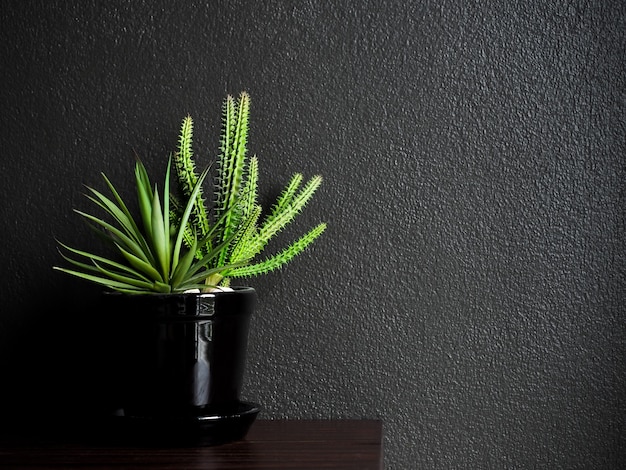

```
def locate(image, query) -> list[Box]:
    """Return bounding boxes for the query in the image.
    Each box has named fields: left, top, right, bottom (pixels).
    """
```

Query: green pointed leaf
left=135, top=161, right=154, bottom=235
left=74, top=210, right=152, bottom=263
left=172, top=166, right=210, bottom=265
left=56, top=242, right=151, bottom=281
left=116, top=243, right=164, bottom=282
left=150, top=187, right=168, bottom=278
left=53, top=266, right=146, bottom=291
left=171, top=236, right=197, bottom=287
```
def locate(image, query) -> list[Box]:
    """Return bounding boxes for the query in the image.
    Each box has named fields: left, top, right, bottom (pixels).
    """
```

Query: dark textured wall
left=1, top=1, right=625, bottom=468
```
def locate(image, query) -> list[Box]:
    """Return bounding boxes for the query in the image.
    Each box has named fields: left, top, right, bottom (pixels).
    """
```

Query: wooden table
left=0, top=420, right=383, bottom=469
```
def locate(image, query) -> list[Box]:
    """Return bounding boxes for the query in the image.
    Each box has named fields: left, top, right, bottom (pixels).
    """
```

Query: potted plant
left=54, top=91, right=326, bottom=445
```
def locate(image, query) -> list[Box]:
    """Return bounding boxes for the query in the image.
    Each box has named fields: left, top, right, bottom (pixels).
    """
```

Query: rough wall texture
left=1, top=1, right=624, bottom=468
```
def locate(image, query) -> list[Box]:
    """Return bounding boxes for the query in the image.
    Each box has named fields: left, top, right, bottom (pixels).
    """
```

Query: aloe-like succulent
left=53, top=158, right=241, bottom=293
left=172, top=91, right=326, bottom=288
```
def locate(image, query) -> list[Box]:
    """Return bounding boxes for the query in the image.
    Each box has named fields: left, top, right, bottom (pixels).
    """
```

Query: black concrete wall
left=1, top=1, right=625, bottom=468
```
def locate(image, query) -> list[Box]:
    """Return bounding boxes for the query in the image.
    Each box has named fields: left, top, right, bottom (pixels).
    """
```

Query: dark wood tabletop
left=0, top=419, right=383, bottom=469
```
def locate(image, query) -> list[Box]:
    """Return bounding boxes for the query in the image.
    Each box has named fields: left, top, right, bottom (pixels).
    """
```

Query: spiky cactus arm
left=271, top=172, right=303, bottom=216
left=229, top=204, right=262, bottom=263
left=215, top=93, right=250, bottom=251
left=223, top=222, right=327, bottom=280
left=238, top=174, right=323, bottom=262
left=174, top=116, right=211, bottom=246
left=240, top=156, right=259, bottom=224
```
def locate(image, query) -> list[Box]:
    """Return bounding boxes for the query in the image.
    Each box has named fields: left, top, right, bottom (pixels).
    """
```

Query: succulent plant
left=53, top=158, right=236, bottom=293
left=54, top=92, right=326, bottom=293
left=172, top=91, right=327, bottom=288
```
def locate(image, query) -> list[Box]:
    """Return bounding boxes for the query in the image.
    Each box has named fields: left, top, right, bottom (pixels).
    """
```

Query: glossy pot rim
left=103, top=286, right=256, bottom=300
left=101, top=286, right=257, bottom=320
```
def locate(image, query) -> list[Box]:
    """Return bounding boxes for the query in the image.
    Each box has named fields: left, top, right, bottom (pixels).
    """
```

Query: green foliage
left=54, top=159, right=237, bottom=293
left=54, top=91, right=326, bottom=294
left=173, top=91, right=326, bottom=288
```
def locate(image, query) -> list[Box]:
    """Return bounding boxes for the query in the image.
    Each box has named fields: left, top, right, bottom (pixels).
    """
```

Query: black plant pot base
left=97, top=288, right=258, bottom=446
left=102, top=401, right=261, bottom=447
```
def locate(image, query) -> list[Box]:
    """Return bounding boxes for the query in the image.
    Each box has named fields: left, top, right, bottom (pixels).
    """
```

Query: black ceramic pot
left=100, top=287, right=259, bottom=444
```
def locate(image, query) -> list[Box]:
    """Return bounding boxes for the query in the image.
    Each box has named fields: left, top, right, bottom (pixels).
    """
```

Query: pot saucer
left=103, top=401, right=261, bottom=446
